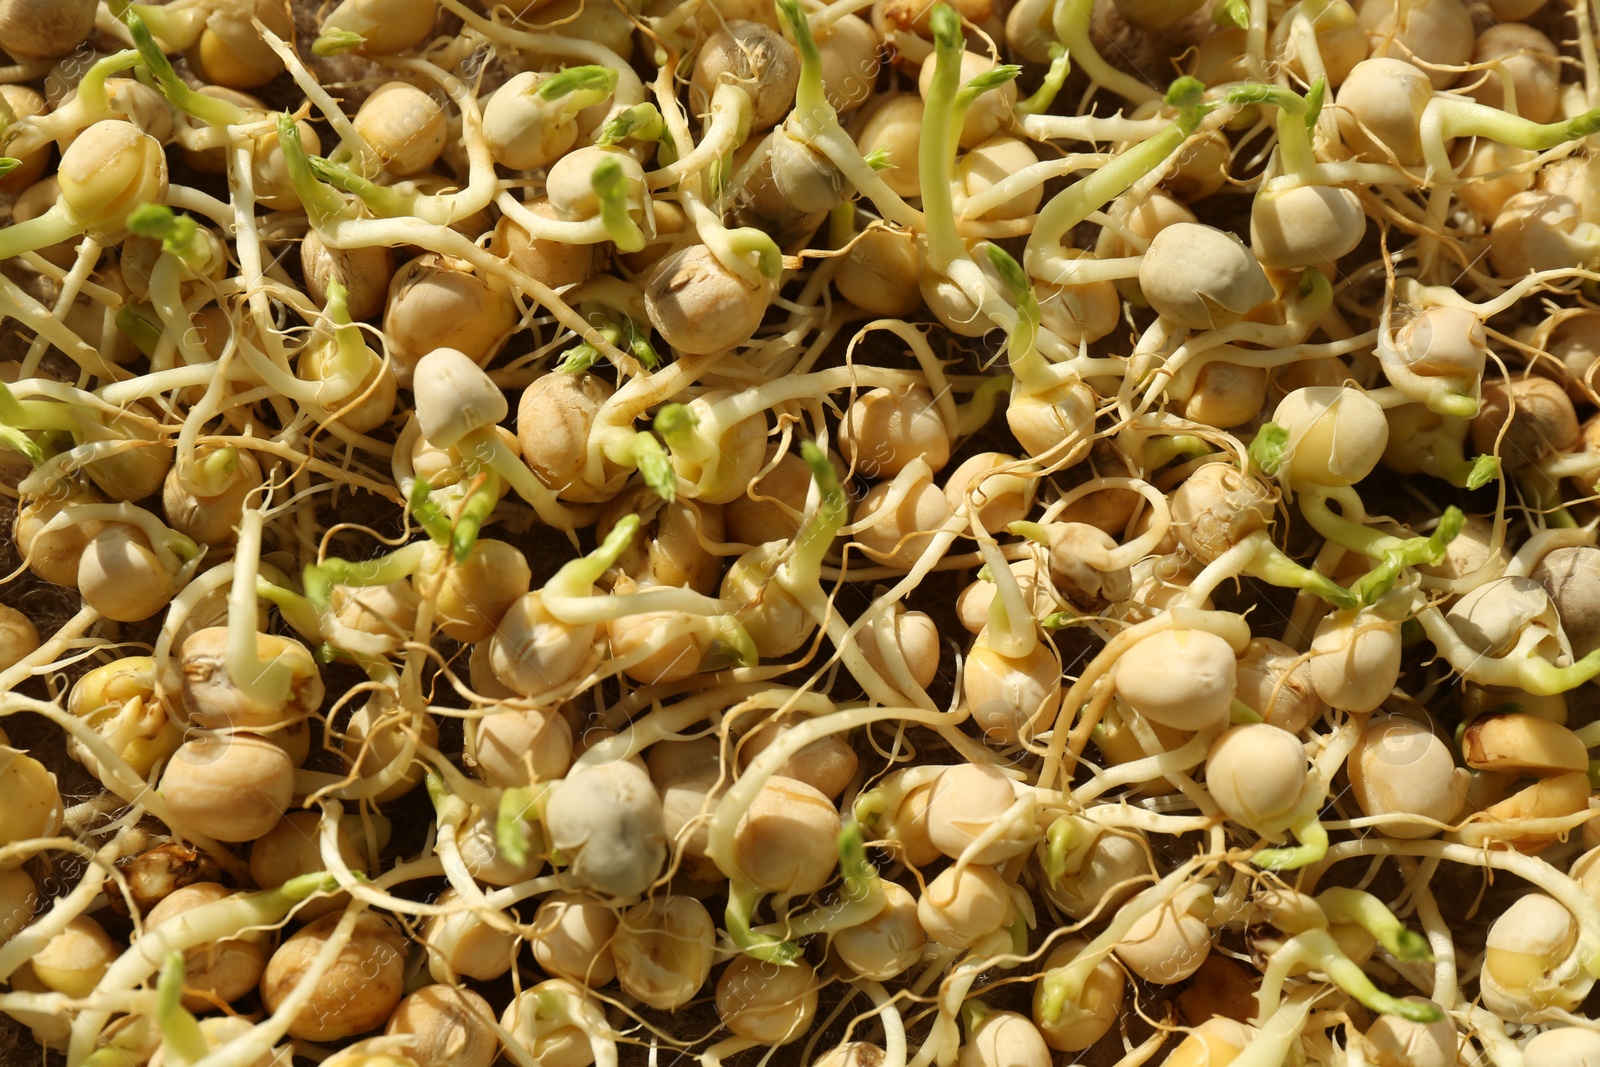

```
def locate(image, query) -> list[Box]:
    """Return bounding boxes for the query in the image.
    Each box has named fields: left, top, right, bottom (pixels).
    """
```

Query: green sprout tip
left=1250, top=423, right=1288, bottom=475
left=313, top=29, right=366, bottom=56
left=633, top=433, right=677, bottom=503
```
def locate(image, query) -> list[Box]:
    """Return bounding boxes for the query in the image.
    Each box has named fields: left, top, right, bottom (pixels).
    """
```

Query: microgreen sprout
left=276, top=111, right=347, bottom=225
left=1214, top=0, right=1250, bottom=27
left=125, top=204, right=216, bottom=274
left=775, top=0, right=920, bottom=227
left=409, top=347, right=591, bottom=531
left=312, top=28, right=366, bottom=55
left=1347, top=507, right=1467, bottom=604
left=650, top=393, right=776, bottom=506
left=1249, top=424, right=1289, bottom=475
left=307, top=155, right=418, bottom=218
left=1024, top=76, right=1211, bottom=286
left=156, top=953, right=208, bottom=1067
left=124, top=2, right=208, bottom=49
left=560, top=307, right=659, bottom=374
left=592, top=156, right=647, bottom=253
left=525, top=62, right=612, bottom=111
left=598, top=103, right=665, bottom=146
left=124, top=12, right=248, bottom=127
left=494, top=785, right=542, bottom=870
left=1040, top=817, right=1076, bottom=887
left=1317, top=888, right=1433, bottom=962
left=918, top=4, right=1020, bottom=336
left=1015, top=45, right=1070, bottom=116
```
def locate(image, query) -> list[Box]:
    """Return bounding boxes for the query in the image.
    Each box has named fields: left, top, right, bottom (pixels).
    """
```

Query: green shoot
left=960, top=999, right=992, bottom=1040
left=1141, top=434, right=1214, bottom=469
left=0, top=381, right=80, bottom=433
left=592, top=156, right=646, bottom=253
left=1254, top=813, right=1329, bottom=870
left=1007, top=912, right=1030, bottom=955
left=1040, top=817, right=1075, bottom=886
left=985, top=243, right=1040, bottom=385
left=301, top=541, right=430, bottom=608
left=954, top=373, right=1012, bottom=436
left=653, top=402, right=698, bottom=448
left=1225, top=81, right=1317, bottom=173
left=557, top=344, right=599, bottom=374
left=782, top=441, right=846, bottom=592
left=955, top=66, right=1023, bottom=112
left=836, top=822, right=877, bottom=902
left=115, top=307, right=164, bottom=358
left=497, top=785, right=543, bottom=867
left=1293, top=929, right=1444, bottom=1021
left=546, top=514, right=640, bottom=599
left=726, top=877, right=802, bottom=964
left=252, top=577, right=327, bottom=649
left=1230, top=698, right=1265, bottom=724
left=710, top=617, right=758, bottom=668
left=309, top=155, right=413, bottom=217
left=1246, top=535, right=1358, bottom=610
left=1466, top=454, right=1500, bottom=489
left=1316, top=888, right=1434, bottom=963
left=654, top=130, right=680, bottom=169
left=622, top=312, right=659, bottom=369
left=1442, top=99, right=1600, bottom=152
left=777, top=0, right=830, bottom=133
left=451, top=470, right=502, bottom=562
left=156, top=953, right=208, bottom=1067
left=1213, top=0, right=1250, bottom=26
left=724, top=224, right=784, bottom=279
left=277, top=114, right=347, bottom=226
left=1299, top=490, right=1465, bottom=603
left=1250, top=423, right=1288, bottom=475
left=0, top=424, right=42, bottom=466
left=125, top=13, right=247, bottom=127
left=539, top=65, right=619, bottom=109
left=126, top=204, right=212, bottom=272
left=632, top=433, right=676, bottom=503
left=407, top=478, right=456, bottom=547
left=862, top=146, right=894, bottom=170
left=1015, top=45, right=1070, bottom=116
left=1303, top=76, right=1326, bottom=130
left=313, top=28, right=366, bottom=55
left=1349, top=506, right=1466, bottom=605
left=597, top=103, right=665, bottom=146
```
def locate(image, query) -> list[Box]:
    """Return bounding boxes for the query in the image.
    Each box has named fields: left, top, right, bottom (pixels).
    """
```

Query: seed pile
left=2, top=0, right=1600, bottom=1064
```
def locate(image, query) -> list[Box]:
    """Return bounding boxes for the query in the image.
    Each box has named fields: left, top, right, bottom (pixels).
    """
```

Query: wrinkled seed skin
left=1471, top=376, right=1580, bottom=470
left=1532, top=546, right=1600, bottom=657
left=260, top=913, right=407, bottom=1042
left=645, top=246, right=771, bottom=356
